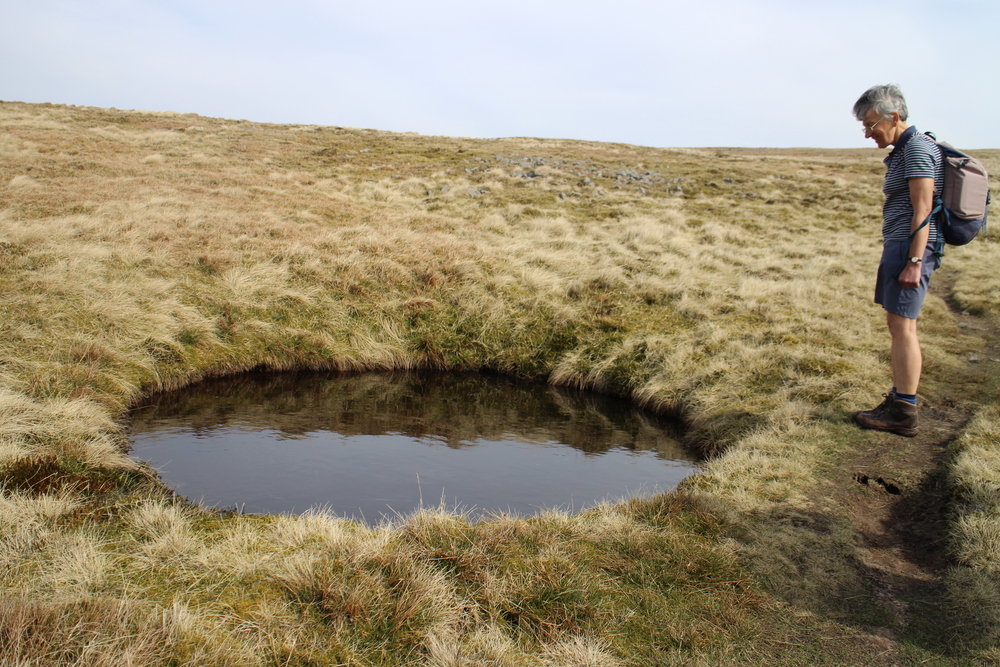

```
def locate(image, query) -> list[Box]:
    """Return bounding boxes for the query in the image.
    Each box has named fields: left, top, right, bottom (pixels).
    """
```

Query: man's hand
left=898, top=261, right=922, bottom=289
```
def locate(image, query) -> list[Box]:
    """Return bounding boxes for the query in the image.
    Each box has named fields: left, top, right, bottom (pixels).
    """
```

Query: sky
left=2, top=0, right=998, bottom=149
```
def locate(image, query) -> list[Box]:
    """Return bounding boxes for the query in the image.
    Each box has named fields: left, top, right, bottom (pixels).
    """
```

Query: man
left=851, top=84, right=943, bottom=437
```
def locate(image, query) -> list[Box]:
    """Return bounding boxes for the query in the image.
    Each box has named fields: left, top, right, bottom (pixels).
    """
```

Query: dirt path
left=830, top=273, right=998, bottom=657
left=839, top=405, right=961, bottom=626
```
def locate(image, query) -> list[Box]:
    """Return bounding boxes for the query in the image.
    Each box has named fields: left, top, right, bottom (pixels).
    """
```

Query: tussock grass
left=1, top=101, right=998, bottom=664
left=0, top=597, right=175, bottom=666
left=945, top=398, right=1000, bottom=655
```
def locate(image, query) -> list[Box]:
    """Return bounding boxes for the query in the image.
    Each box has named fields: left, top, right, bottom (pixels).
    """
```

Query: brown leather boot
left=852, top=393, right=895, bottom=422
left=853, top=394, right=918, bottom=437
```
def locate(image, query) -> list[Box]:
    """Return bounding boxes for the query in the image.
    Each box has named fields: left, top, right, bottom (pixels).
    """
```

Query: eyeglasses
left=863, top=117, right=887, bottom=135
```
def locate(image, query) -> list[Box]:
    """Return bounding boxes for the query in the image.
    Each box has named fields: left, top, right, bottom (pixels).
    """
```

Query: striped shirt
left=882, top=126, right=943, bottom=244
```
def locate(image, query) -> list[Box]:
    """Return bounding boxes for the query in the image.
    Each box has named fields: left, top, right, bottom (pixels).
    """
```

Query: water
left=128, top=371, right=697, bottom=522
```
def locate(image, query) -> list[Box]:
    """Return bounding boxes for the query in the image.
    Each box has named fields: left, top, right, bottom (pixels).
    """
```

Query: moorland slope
left=2, top=101, right=999, bottom=665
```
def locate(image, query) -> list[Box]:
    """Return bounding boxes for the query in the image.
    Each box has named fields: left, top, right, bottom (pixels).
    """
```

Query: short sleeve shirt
left=882, top=126, right=943, bottom=245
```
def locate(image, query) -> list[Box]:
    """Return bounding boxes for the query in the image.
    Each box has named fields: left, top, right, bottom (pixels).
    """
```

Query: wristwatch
left=909, top=256, right=923, bottom=263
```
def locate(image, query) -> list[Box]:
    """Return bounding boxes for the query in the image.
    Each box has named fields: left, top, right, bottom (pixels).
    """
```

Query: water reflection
left=129, top=371, right=697, bottom=522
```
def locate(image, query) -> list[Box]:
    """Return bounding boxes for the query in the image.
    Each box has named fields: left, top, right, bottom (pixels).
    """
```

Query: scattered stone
left=614, top=168, right=659, bottom=185
left=970, top=353, right=981, bottom=363
left=441, top=185, right=450, bottom=193
left=360, top=148, right=370, bottom=153
left=723, top=177, right=733, bottom=183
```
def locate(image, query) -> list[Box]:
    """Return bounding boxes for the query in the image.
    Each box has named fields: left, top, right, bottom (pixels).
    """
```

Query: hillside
left=2, top=100, right=1000, bottom=666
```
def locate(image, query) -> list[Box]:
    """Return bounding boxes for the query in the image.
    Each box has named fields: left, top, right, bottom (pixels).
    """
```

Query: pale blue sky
left=3, top=0, right=997, bottom=148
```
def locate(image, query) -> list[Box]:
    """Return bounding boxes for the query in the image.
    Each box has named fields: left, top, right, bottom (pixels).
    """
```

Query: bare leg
left=853, top=311, right=921, bottom=436
left=886, top=312, right=921, bottom=395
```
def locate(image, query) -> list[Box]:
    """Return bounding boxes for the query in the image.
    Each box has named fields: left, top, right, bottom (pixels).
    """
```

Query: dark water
left=128, top=371, right=697, bottom=522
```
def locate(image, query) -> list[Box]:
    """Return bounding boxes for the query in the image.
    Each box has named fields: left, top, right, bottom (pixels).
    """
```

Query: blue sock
left=895, top=392, right=917, bottom=405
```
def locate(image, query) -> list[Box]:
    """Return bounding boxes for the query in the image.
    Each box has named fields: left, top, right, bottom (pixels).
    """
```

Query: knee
left=886, top=313, right=918, bottom=340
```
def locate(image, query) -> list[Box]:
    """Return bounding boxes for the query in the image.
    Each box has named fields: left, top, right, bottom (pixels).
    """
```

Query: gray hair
left=853, top=84, right=909, bottom=121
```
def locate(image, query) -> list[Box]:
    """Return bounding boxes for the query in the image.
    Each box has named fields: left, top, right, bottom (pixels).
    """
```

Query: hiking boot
left=853, top=395, right=918, bottom=437
left=852, top=392, right=895, bottom=422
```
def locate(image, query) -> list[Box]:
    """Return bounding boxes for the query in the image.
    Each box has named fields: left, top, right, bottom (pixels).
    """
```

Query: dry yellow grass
left=1, top=100, right=999, bottom=665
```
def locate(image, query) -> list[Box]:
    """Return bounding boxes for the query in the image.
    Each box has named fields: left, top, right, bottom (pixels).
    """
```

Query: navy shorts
left=874, top=240, right=941, bottom=319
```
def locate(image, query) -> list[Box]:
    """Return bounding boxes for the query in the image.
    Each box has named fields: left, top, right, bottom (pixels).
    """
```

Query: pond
left=128, top=371, right=698, bottom=522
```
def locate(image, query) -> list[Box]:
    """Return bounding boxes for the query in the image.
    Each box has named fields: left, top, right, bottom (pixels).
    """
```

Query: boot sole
left=853, top=414, right=918, bottom=437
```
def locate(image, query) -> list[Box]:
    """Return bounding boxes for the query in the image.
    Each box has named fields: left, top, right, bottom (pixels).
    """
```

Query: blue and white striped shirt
left=882, top=126, right=943, bottom=245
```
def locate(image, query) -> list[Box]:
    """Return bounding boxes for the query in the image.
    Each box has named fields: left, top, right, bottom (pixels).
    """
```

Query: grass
left=1, top=100, right=999, bottom=665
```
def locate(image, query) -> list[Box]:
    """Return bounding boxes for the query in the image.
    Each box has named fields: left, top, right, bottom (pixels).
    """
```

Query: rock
left=441, top=185, right=450, bottom=193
